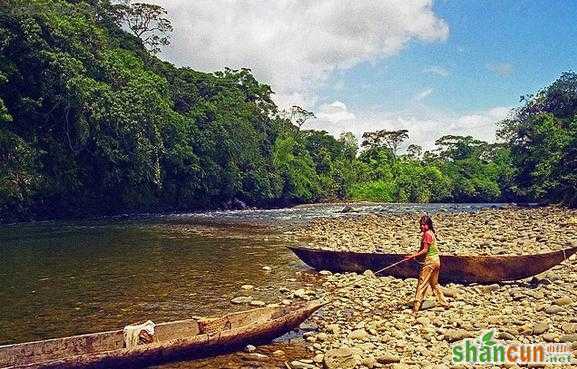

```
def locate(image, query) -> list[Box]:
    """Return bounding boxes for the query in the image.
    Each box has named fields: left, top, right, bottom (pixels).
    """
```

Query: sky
left=155, top=0, right=577, bottom=150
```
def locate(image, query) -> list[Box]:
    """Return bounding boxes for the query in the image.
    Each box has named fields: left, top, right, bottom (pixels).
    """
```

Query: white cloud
left=413, top=88, right=434, bottom=102
left=155, top=0, right=448, bottom=108
left=487, top=63, right=514, bottom=77
left=312, top=101, right=512, bottom=150
left=422, top=66, right=449, bottom=77
left=316, top=101, right=356, bottom=123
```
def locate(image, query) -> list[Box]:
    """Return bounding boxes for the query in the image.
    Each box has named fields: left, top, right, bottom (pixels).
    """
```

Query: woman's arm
left=405, top=241, right=431, bottom=260
left=405, top=234, right=432, bottom=260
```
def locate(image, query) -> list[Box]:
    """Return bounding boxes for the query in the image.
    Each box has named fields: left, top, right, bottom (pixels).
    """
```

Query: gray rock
left=420, top=300, right=436, bottom=310
left=245, top=344, right=256, bottom=352
left=231, top=296, right=252, bottom=304
left=340, top=205, right=354, bottom=213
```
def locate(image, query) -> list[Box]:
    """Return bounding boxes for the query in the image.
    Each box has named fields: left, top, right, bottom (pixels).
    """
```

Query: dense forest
left=1, top=0, right=576, bottom=223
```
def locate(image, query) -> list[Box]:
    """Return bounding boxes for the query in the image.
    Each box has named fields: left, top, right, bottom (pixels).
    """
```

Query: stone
left=348, top=329, right=368, bottom=340
left=443, top=287, right=460, bottom=298
left=361, top=355, right=377, bottom=368
left=363, top=270, right=375, bottom=278
left=443, top=329, right=473, bottom=342
left=554, top=296, right=573, bottom=306
left=533, top=322, right=549, bottom=335
left=518, top=323, right=533, bottom=335
left=482, top=284, right=500, bottom=293
left=377, top=353, right=401, bottom=364
left=391, top=364, right=412, bottom=369
left=323, top=348, right=358, bottom=369
left=561, top=323, right=577, bottom=334
left=319, top=270, right=332, bottom=275
left=545, top=305, right=565, bottom=314
left=272, top=350, right=285, bottom=357
left=497, top=331, right=516, bottom=340
left=416, top=317, right=429, bottom=325
left=231, top=296, right=252, bottom=304
left=245, top=344, right=256, bottom=352
left=313, top=353, right=324, bottom=363
left=290, top=360, right=316, bottom=369
left=420, top=300, right=436, bottom=310
left=316, top=332, right=328, bottom=341
left=299, top=321, right=319, bottom=331
left=326, top=324, right=340, bottom=334
left=340, top=205, right=354, bottom=213
left=250, top=300, right=265, bottom=306
left=294, top=289, right=308, bottom=298
left=262, top=266, right=272, bottom=271
left=559, top=334, right=577, bottom=343
left=240, top=284, right=254, bottom=290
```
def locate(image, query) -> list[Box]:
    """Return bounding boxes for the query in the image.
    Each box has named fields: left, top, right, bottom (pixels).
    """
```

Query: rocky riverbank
left=261, top=206, right=577, bottom=368
left=290, top=206, right=577, bottom=255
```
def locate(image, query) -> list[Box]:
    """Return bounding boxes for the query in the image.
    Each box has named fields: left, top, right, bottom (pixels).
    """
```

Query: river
left=0, top=203, right=502, bottom=367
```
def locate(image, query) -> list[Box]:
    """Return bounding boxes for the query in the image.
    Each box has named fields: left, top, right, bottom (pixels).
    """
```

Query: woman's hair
left=419, top=214, right=436, bottom=235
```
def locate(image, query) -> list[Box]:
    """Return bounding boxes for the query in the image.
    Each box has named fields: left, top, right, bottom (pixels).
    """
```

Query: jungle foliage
left=0, top=0, right=574, bottom=222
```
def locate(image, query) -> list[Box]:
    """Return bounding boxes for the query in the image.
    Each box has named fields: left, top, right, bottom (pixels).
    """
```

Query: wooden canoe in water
left=0, top=301, right=325, bottom=369
left=288, top=245, right=577, bottom=284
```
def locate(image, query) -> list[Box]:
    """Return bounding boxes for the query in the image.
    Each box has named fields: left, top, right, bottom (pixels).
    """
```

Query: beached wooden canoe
left=0, top=301, right=325, bottom=369
left=288, top=245, right=577, bottom=284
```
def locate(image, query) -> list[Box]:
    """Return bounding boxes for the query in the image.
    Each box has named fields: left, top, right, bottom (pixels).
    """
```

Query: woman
left=404, top=214, right=448, bottom=314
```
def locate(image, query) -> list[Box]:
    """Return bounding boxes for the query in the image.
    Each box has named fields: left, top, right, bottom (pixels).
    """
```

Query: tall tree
left=282, top=105, right=315, bottom=129
left=361, top=129, right=409, bottom=158
left=113, top=0, right=173, bottom=53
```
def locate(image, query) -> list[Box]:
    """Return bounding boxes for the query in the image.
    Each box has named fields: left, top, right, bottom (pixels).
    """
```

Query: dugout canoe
left=288, top=245, right=577, bottom=284
left=0, top=301, right=325, bottom=369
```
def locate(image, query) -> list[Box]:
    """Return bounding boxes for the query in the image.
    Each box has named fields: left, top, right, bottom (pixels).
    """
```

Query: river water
left=0, top=203, right=502, bottom=367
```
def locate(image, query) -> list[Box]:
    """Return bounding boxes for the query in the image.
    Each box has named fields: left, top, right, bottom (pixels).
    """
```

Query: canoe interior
left=288, top=245, right=577, bottom=284
left=0, top=303, right=311, bottom=369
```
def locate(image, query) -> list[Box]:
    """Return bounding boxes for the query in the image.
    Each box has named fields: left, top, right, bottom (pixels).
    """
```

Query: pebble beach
left=263, top=206, right=577, bottom=369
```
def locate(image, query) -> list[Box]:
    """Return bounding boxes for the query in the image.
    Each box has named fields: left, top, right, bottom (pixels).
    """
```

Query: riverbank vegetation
left=1, top=0, right=576, bottom=222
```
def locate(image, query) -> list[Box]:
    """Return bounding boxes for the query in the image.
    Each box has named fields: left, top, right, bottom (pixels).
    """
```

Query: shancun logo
left=452, top=329, right=573, bottom=365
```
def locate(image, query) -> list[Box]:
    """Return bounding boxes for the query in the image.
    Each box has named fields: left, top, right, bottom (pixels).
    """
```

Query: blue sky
left=319, top=1, right=577, bottom=115
left=159, top=0, right=577, bottom=149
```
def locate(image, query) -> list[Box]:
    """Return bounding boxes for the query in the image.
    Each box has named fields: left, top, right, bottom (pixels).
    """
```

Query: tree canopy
left=0, top=0, right=576, bottom=223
